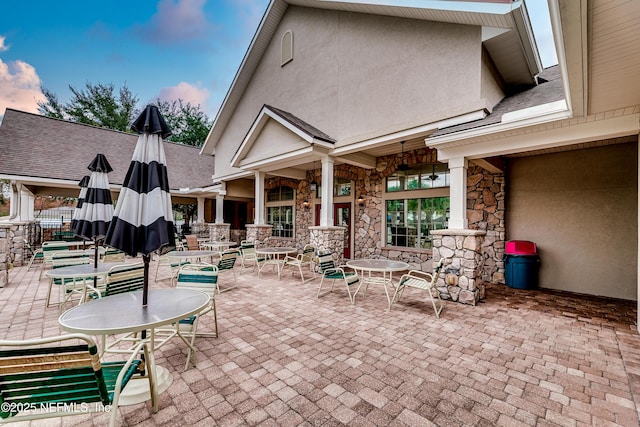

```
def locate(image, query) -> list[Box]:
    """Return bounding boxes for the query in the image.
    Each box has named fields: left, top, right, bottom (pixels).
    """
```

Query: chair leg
left=317, top=276, right=336, bottom=298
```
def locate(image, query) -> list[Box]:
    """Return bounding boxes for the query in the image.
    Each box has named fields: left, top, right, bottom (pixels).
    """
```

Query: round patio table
left=165, top=250, right=218, bottom=263
left=59, top=288, right=210, bottom=407
left=346, top=259, right=409, bottom=307
left=45, top=262, right=126, bottom=307
left=256, top=247, right=297, bottom=279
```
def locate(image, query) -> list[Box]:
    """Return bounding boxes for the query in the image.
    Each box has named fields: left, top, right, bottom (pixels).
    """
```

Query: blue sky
left=0, top=0, right=556, bottom=123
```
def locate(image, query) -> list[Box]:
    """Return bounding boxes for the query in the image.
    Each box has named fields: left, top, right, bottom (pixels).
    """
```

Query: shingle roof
left=264, top=105, right=336, bottom=144
left=0, top=109, right=214, bottom=190
left=429, top=66, right=564, bottom=137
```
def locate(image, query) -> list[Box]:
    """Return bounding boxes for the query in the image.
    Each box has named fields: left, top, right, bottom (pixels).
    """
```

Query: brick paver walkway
left=1, top=259, right=639, bottom=426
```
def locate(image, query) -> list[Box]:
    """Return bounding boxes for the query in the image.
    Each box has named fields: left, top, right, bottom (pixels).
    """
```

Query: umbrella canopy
left=105, top=105, right=176, bottom=306
left=73, top=154, right=115, bottom=268
left=70, top=175, right=90, bottom=231
left=74, top=155, right=114, bottom=240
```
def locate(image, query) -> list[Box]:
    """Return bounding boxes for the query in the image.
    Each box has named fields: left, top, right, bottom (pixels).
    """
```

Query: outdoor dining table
left=346, top=259, right=409, bottom=307
left=58, top=288, right=210, bottom=406
left=256, top=247, right=297, bottom=279
left=199, top=241, right=237, bottom=252
left=165, top=249, right=218, bottom=263
left=45, top=262, right=125, bottom=307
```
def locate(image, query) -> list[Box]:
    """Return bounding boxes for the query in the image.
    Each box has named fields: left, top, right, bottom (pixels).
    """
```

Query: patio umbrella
left=73, top=154, right=114, bottom=268
left=70, top=175, right=90, bottom=232
left=104, top=104, right=176, bottom=306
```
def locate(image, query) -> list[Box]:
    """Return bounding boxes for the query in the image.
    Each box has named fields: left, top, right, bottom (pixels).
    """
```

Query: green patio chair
left=390, top=258, right=445, bottom=317
left=316, top=252, right=360, bottom=304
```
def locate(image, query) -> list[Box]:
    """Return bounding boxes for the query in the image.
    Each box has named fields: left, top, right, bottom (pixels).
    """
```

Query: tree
left=38, top=83, right=212, bottom=146
left=38, top=82, right=138, bottom=131
left=156, top=99, right=212, bottom=147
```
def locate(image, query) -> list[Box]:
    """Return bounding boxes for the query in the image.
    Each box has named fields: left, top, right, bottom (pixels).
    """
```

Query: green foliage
left=37, top=83, right=212, bottom=146
left=38, top=83, right=138, bottom=131
left=156, top=99, right=212, bottom=147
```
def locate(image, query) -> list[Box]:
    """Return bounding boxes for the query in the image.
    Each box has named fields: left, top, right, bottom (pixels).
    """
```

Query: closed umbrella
left=70, top=175, right=90, bottom=232
left=104, top=104, right=176, bottom=306
left=73, top=154, right=114, bottom=269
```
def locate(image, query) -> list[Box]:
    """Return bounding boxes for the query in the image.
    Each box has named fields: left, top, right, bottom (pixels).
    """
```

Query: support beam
left=197, top=197, right=205, bottom=223
left=448, top=157, right=468, bottom=230
left=215, top=195, right=224, bottom=224
left=319, top=156, right=334, bottom=227
left=254, top=171, right=265, bottom=225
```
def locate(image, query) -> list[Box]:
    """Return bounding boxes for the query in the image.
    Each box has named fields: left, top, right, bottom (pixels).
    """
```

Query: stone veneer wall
left=207, top=223, right=230, bottom=242
left=466, top=164, right=506, bottom=284
left=0, top=222, right=29, bottom=287
left=309, top=226, right=346, bottom=266
left=431, top=229, right=486, bottom=305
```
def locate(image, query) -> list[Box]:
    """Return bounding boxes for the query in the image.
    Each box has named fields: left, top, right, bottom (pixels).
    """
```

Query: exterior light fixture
left=309, top=160, right=318, bottom=191
left=398, top=141, right=409, bottom=172
left=357, top=194, right=365, bottom=207
left=302, top=200, right=310, bottom=209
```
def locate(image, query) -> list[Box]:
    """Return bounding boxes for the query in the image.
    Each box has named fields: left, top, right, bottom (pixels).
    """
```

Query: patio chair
left=102, top=262, right=145, bottom=297
left=283, top=244, right=316, bottom=283
left=39, top=241, right=71, bottom=279
left=154, top=253, right=189, bottom=284
left=172, top=263, right=219, bottom=369
left=239, top=240, right=264, bottom=272
left=316, top=252, right=360, bottom=304
left=390, top=258, right=445, bottom=318
left=46, top=250, right=91, bottom=308
left=216, top=249, right=240, bottom=292
left=185, top=234, right=200, bottom=250
left=103, top=247, right=126, bottom=263
left=0, top=333, right=155, bottom=427
left=23, top=239, right=43, bottom=269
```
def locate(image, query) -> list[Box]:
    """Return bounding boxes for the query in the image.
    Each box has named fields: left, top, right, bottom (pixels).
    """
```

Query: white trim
left=332, top=110, right=487, bottom=156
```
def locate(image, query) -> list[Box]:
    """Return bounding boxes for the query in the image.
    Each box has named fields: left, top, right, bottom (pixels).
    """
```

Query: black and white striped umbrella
left=105, top=105, right=176, bottom=305
left=73, top=154, right=114, bottom=268
left=70, top=175, right=89, bottom=232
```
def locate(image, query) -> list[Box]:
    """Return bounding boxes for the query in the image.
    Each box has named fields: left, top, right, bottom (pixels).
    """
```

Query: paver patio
left=1, top=259, right=639, bottom=426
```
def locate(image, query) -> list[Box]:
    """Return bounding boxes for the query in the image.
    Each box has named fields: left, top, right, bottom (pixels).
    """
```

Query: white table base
left=120, top=365, right=173, bottom=405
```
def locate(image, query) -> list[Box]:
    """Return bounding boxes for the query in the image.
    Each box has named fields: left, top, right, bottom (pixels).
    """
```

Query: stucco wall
left=214, top=6, right=484, bottom=179
left=507, top=143, right=638, bottom=300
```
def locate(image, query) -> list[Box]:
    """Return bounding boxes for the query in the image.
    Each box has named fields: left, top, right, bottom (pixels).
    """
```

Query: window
left=387, top=163, right=449, bottom=192
left=317, top=177, right=351, bottom=198
left=281, top=30, right=293, bottom=66
left=266, top=186, right=294, bottom=237
left=386, top=197, right=450, bottom=249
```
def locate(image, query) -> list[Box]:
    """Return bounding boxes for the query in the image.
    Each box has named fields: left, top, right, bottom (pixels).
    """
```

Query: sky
left=0, top=0, right=557, bottom=123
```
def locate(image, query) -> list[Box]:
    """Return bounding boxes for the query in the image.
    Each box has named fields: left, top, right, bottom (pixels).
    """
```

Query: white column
left=255, top=171, right=265, bottom=225
left=20, top=189, right=34, bottom=221
left=637, top=142, right=640, bottom=333
left=215, top=195, right=224, bottom=224
left=319, top=156, right=334, bottom=227
left=197, top=197, right=205, bottom=223
left=448, top=157, right=468, bottom=230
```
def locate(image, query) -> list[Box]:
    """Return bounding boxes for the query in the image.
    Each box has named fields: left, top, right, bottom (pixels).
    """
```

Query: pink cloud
left=157, top=81, right=210, bottom=111
left=0, top=59, right=45, bottom=118
left=135, top=0, right=214, bottom=44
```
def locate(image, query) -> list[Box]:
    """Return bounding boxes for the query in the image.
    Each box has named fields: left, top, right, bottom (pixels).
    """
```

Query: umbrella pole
left=143, top=254, right=150, bottom=307
left=93, top=239, right=99, bottom=289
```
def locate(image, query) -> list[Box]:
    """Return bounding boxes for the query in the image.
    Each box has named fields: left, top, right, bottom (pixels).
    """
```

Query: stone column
left=246, top=224, right=273, bottom=246
left=431, top=229, right=486, bottom=306
left=208, top=223, right=230, bottom=242
left=309, top=226, right=345, bottom=265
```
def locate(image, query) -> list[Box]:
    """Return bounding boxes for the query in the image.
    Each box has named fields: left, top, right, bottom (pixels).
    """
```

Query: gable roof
left=231, top=105, right=335, bottom=171
left=201, top=0, right=541, bottom=155
left=0, top=109, right=214, bottom=193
